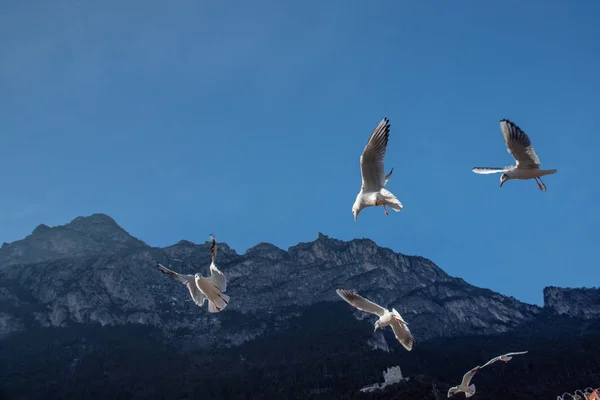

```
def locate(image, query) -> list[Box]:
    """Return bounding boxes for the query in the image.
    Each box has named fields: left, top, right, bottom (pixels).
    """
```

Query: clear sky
left=1, top=0, right=599, bottom=305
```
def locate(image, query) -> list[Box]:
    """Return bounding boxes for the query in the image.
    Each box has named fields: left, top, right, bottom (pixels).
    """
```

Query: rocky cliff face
left=543, top=286, right=600, bottom=319
left=0, top=213, right=556, bottom=347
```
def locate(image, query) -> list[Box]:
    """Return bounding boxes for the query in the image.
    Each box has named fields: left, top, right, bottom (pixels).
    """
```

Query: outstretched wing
left=207, top=234, right=226, bottom=292
left=210, top=234, right=217, bottom=263
left=360, top=118, right=391, bottom=192
left=335, top=288, right=387, bottom=317
left=208, top=263, right=227, bottom=292
left=504, top=351, right=528, bottom=357
left=390, top=316, right=415, bottom=351
left=157, top=263, right=189, bottom=285
left=481, top=355, right=502, bottom=368
left=472, top=167, right=509, bottom=175
left=462, top=365, right=481, bottom=386
left=384, top=167, right=394, bottom=186
left=482, top=351, right=529, bottom=368
left=500, top=119, right=541, bottom=169
left=157, top=263, right=206, bottom=307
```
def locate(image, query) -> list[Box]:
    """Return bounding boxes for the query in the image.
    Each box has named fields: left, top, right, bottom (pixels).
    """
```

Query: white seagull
left=472, top=119, right=557, bottom=191
left=352, top=117, right=403, bottom=221
left=481, top=351, right=528, bottom=368
left=335, top=288, right=414, bottom=351
left=447, top=365, right=481, bottom=398
left=157, top=234, right=229, bottom=313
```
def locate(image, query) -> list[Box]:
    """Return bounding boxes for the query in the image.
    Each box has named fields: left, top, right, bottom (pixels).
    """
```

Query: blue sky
left=1, top=0, right=599, bottom=305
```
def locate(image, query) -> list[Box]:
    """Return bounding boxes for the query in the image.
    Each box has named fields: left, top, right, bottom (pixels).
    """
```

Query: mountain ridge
left=0, top=213, right=596, bottom=348
left=1, top=213, right=599, bottom=399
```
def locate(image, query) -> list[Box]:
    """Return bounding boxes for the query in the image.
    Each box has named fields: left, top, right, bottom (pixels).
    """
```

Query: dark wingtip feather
left=336, top=288, right=361, bottom=302
left=210, top=234, right=217, bottom=260
left=156, top=263, right=170, bottom=275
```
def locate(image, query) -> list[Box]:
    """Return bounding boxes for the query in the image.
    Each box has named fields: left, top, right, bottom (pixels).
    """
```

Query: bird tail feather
left=207, top=293, right=230, bottom=313
left=380, top=188, right=403, bottom=212
left=540, top=169, right=558, bottom=176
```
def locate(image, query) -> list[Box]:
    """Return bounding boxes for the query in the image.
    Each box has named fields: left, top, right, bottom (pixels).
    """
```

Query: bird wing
left=206, top=234, right=226, bottom=292
left=210, top=234, right=217, bottom=263
left=157, top=263, right=206, bottom=307
left=481, top=355, right=502, bottom=368
left=186, top=280, right=207, bottom=307
left=482, top=350, right=529, bottom=368
left=472, top=167, right=510, bottom=174
left=462, top=366, right=481, bottom=386
left=500, top=119, right=541, bottom=169
left=157, top=263, right=189, bottom=285
left=335, top=288, right=387, bottom=317
left=504, top=351, right=529, bottom=356
left=208, top=262, right=227, bottom=292
left=360, top=118, right=391, bottom=192
left=384, top=167, right=394, bottom=186
left=390, top=315, right=415, bottom=351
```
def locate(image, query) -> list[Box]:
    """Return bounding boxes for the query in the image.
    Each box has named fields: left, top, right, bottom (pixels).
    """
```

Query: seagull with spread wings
left=472, top=119, right=557, bottom=191
left=447, top=365, right=481, bottom=398
left=352, top=117, right=403, bottom=221
left=335, top=288, right=414, bottom=351
left=157, top=234, right=229, bottom=313
left=481, top=351, right=528, bottom=368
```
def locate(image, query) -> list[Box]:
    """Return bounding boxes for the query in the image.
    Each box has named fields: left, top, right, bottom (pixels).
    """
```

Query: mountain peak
left=172, top=240, right=197, bottom=247
left=245, top=242, right=287, bottom=260
left=0, top=213, right=146, bottom=267
left=70, top=213, right=119, bottom=226
left=31, top=224, right=51, bottom=235
left=317, top=232, right=329, bottom=240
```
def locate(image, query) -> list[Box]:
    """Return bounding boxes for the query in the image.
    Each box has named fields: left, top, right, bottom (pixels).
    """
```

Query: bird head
left=352, top=208, right=360, bottom=221
left=194, top=273, right=201, bottom=282
left=447, top=387, right=458, bottom=397
left=352, top=198, right=363, bottom=221
left=500, top=173, right=510, bottom=187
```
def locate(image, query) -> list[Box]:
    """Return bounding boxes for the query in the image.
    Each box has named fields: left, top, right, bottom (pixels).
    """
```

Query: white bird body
left=472, top=119, right=557, bottom=191
left=447, top=365, right=480, bottom=398
left=335, top=288, right=414, bottom=351
left=157, top=235, right=229, bottom=313
left=499, top=166, right=557, bottom=181
left=353, top=118, right=403, bottom=221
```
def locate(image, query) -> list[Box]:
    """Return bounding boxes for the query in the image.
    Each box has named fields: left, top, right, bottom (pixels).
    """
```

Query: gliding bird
left=447, top=365, right=481, bottom=398
left=335, top=288, right=414, bottom=351
left=481, top=351, right=529, bottom=368
left=157, top=234, right=229, bottom=313
left=472, top=119, right=557, bottom=191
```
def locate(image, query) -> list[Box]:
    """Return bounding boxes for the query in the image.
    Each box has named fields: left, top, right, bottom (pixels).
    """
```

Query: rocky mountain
left=1, top=213, right=599, bottom=400
left=0, top=213, right=545, bottom=346
left=543, top=285, right=600, bottom=319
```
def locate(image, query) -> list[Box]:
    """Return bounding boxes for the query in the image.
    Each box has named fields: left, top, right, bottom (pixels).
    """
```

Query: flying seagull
left=157, top=234, right=229, bottom=313
left=447, top=365, right=481, bottom=398
left=335, top=288, right=414, bottom=351
left=481, top=351, right=528, bottom=368
left=352, top=117, right=403, bottom=221
left=472, top=119, right=557, bottom=191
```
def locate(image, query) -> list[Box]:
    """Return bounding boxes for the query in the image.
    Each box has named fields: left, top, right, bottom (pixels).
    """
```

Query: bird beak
left=354, top=215, right=357, bottom=222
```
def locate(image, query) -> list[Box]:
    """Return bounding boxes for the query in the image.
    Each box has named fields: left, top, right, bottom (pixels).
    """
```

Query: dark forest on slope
left=1, top=305, right=598, bottom=400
